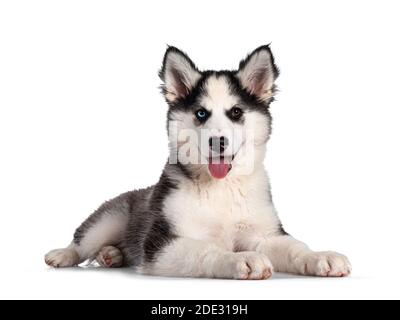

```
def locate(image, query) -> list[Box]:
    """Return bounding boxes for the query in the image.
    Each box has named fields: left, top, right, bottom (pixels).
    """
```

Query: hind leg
left=96, top=246, right=123, bottom=268
left=45, top=208, right=128, bottom=268
left=45, top=244, right=80, bottom=267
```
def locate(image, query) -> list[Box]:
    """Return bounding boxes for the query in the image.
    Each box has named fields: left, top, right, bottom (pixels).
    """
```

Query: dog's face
left=160, top=45, right=279, bottom=180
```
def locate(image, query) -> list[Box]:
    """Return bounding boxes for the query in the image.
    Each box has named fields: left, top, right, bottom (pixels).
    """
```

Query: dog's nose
left=209, top=136, right=229, bottom=153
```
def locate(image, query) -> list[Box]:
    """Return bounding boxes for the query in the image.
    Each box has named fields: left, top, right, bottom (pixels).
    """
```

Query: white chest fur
left=163, top=169, right=280, bottom=250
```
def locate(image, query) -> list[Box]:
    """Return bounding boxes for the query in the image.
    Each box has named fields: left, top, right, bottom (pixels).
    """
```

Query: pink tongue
left=208, top=161, right=230, bottom=179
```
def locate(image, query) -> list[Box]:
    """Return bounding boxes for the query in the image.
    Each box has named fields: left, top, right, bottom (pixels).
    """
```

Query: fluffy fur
left=45, top=45, right=351, bottom=279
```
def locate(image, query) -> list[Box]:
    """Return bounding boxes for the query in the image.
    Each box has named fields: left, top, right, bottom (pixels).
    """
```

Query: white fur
left=164, top=168, right=279, bottom=244
left=76, top=211, right=128, bottom=259
left=45, top=246, right=79, bottom=268
left=146, top=167, right=277, bottom=278
left=149, top=74, right=351, bottom=279
left=142, top=237, right=273, bottom=280
left=148, top=166, right=351, bottom=278
left=200, top=75, right=239, bottom=110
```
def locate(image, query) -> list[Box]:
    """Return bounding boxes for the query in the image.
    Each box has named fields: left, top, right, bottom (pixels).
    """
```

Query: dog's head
left=160, top=45, right=279, bottom=180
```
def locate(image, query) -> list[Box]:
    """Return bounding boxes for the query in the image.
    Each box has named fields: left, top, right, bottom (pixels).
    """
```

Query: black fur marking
left=143, top=170, right=178, bottom=263
left=143, top=215, right=176, bottom=263
left=121, top=167, right=179, bottom=267
left=149, top=170, right=177, bottom=212
left=277, top=223, right=289, bottom=236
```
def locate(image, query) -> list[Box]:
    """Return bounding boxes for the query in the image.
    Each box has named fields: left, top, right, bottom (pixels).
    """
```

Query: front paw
left=297, top=251, right=351, bottom=277
left=227, top=252, right=273, bottom=280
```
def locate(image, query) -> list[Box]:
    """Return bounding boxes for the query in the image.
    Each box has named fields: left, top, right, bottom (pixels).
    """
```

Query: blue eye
left=197, top=110, right=206, bottom=117
left=195, top=109, right=209, bottom=121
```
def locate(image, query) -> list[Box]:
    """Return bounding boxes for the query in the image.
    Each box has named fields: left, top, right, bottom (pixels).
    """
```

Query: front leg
left=140, top=237, right=273, bottom=280
left=238, top=233, right=351, bottom=277
left=263, top=235, right=351, bottom=276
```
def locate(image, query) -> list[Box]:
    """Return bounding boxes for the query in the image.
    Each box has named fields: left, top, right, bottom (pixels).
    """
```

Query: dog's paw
left=96, top=246, right=123, bottom=268
left=45, top=248, right=79, bottom=268
left=229, top=252, right=273, bottom=280
left=298, top=251, right=351, bottom=277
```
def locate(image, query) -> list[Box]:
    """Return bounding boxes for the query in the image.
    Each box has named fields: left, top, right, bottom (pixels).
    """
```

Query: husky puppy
left=45, top=45, right=351, bottom=279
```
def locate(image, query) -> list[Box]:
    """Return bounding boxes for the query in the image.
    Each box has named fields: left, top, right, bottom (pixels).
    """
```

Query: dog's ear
left=237, top=45, right=279, bottom=102
left=159, top=46, right=201, bottom=104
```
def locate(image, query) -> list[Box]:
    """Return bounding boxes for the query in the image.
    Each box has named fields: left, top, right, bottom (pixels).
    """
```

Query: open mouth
left=207, top=154, right=235, bottom=179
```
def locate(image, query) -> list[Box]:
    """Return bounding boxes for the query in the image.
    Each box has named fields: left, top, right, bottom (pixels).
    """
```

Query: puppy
left=45, top=45, right=351, bottom=279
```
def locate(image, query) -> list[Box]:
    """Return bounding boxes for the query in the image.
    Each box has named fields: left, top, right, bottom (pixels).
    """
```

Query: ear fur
left=237, top=45, right=279, bottom=102
left=159, top=46, right=201, bottom=103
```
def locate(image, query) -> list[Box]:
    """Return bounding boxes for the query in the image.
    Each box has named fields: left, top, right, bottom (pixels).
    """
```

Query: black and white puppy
left=45, top=45, right=351, bottom=279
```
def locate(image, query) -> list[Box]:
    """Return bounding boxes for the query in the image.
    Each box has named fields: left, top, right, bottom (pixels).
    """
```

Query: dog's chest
left=163, top=177, right=266, bottom=249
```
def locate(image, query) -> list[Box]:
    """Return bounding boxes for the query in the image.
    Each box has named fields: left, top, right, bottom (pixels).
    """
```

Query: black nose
left=209, top=136, right=229, bottom=153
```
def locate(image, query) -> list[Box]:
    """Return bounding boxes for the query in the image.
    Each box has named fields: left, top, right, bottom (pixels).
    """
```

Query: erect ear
left=237, top=45, right=279, bottom=102
left=159, top=46, right=201, bottom=103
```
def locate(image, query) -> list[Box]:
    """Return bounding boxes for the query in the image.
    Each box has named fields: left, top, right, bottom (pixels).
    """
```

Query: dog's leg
left=140, top=237, right=273, bottom=280
left=45, top=209, right=128, bottom=268
left=266, top=235, right=351, bottom=276
left=96, top=246, right=123, bottom=268
left=246, top=235, right=352, bottom=277
left=44, top=243, right=81, bottom=268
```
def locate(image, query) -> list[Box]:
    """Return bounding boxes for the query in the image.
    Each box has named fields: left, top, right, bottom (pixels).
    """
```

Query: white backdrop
left=1, top=0, right=399, bottom=299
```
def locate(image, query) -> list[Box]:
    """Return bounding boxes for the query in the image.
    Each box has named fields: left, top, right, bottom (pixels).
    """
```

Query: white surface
left=1, top=0, right=400, bottom=299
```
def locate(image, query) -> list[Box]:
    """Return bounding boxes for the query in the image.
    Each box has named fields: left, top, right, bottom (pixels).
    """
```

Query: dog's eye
left=230, top=107, right=243, bottom=120
left=195, top=109, right=209, bottom=121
